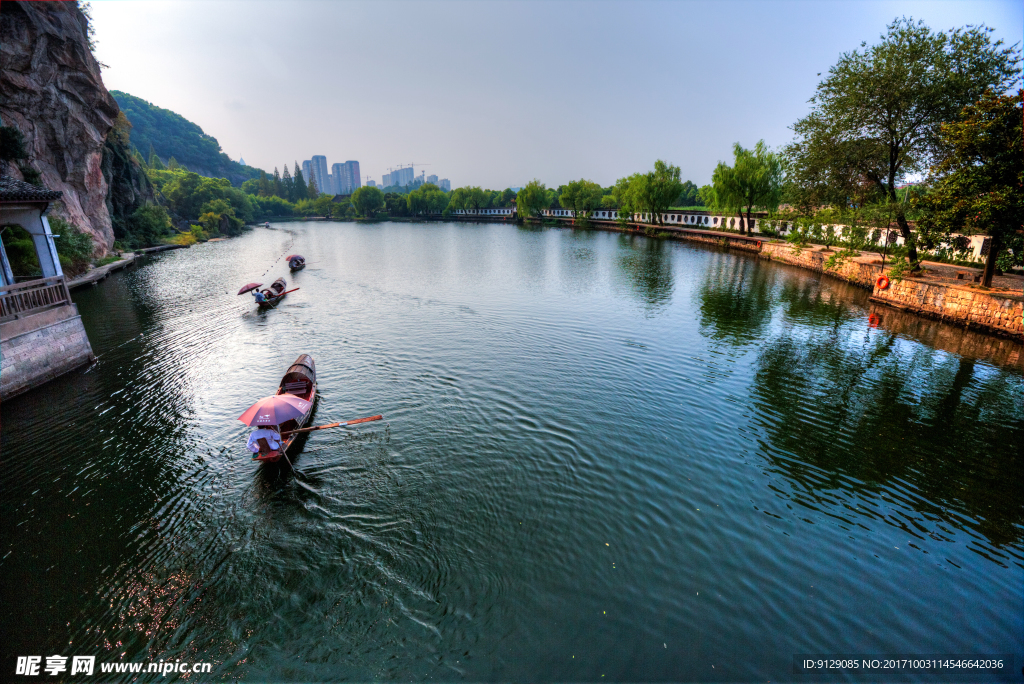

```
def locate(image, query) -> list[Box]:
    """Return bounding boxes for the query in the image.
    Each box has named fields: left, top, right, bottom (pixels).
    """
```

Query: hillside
left=111, top=90, right=261, bottom=186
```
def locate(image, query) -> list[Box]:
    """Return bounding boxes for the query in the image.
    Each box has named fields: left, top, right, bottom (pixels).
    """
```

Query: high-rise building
left=388, top=167, right=414, bottom=187
left=331, top=163, right=345, bottom=193
left=345, top=161, right=361, bottom=192
left=302, top=160, right=313, bottom=187
left=427, top=174, right=438, bottom=185
left=367, top=180, right=377, bottom=188
left=439, top=179, right=451, bottom=192
left=382, top=173, right=392, bottom=187
left=310, top=155, right=329, bottom=195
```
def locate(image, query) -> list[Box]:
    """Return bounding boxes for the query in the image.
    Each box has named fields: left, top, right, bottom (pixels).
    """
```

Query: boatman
left=252, top=289, right=267, bottom=305
left=247, top=425, right=282, bottom=456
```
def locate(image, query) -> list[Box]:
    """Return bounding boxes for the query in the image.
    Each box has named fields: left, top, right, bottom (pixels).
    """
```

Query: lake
left=2, top=221, right=1021, bottom=681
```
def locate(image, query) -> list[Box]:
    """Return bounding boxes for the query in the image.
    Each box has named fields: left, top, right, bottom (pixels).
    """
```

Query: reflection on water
left=614, top=234, right=674, bottom=314
left=697, top=251, right=774, bottom=343
left=2, top=222, right=1021, bottom=681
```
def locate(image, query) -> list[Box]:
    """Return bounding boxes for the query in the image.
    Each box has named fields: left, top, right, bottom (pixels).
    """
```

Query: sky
left=90, top=0, right=1023, bottom=190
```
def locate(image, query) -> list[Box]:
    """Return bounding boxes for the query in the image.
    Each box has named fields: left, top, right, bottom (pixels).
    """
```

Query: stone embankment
left=758, top=241, right=1022, bottom=339
left=870, top=278, right=1023, bottom=338
left=1, top=304, right=94, bottom=399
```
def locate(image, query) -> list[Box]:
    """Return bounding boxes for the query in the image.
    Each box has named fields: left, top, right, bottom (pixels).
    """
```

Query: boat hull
left=253, top=354, right=317, bottom=463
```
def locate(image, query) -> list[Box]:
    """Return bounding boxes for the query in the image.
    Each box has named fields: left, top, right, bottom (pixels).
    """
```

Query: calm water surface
left=2, top=222, right=1022, bottom=681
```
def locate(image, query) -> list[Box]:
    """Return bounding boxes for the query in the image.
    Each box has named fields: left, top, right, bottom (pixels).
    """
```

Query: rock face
left=102, top=132, right=155, bottom=243
left=0, top=1, right=118, bottom=252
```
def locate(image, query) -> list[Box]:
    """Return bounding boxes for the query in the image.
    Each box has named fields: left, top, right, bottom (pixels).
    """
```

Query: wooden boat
left=252, top=354, right=318, bottom=462
left=257, top=277, right=287, bottom=309
left=287, top=254, right=306, bottom=271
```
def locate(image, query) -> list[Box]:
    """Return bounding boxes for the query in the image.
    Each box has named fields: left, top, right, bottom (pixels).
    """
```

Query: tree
left=273, top=167, right=284, bottom=198
left=916, top=90, right=1023, bottom=286
left=351, top=185, right=384, bottom=218
left=464, top=186, right=486, bottom=213
left=708, top=142, right=783, bottom=234
left=785, top=17, right=1020, bottom=264
left=384, top=192, right=408, bottom=216
left=293, top=162, right=308, bottom=201
left=257, top=170, right=271, bottom=197
left=613, top=160, right=684, bottom=226
left=559, top=179, right=603, bottom=221
left=281, top=164, right=293, bottom=200
left=516, top=180, right=548, bottom=220
left=407, top=183, right=448, bottom=215
left=307, top=175, right=319, bottom=199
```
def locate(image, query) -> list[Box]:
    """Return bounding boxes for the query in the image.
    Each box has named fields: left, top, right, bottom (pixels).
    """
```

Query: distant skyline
left=91, top=0, right=1022, bottom=189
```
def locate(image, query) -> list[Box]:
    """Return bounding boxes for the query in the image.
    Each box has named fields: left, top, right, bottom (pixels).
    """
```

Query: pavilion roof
left=0, top=175, right=62, bottom=203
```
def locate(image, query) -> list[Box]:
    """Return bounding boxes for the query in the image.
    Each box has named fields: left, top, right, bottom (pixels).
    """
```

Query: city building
left=310, top=155, right=329, bottom=195
left=345, top=161, right=361, bottom=192
left=427, top=174, right=438, bottom=185
left=302, top=160, right=313, bottom=186
left=367, top=180, right=377, bottom=188
left=439, top=179, right=451, bottom=192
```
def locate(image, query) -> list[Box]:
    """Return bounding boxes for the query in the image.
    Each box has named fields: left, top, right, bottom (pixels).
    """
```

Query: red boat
left=252, top=355, right=317, bottom=462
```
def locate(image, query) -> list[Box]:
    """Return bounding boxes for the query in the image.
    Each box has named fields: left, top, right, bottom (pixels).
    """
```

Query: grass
left=94, top=255, right=123, bottom=267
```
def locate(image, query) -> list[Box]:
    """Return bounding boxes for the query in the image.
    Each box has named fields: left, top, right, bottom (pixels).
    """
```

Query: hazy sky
left=91, top=0, right=1022, bottom=189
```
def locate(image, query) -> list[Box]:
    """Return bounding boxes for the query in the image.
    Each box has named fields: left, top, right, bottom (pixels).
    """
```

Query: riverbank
left=66, top=243, right=189, bottom=291
left=522, top=215, right=1024, bottom=340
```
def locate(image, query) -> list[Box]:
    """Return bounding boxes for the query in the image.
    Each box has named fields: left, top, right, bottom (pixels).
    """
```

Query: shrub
left=50, top=216, right=95, bottom=277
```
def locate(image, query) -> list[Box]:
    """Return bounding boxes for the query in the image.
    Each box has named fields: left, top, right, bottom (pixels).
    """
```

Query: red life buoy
left=876, top=275, right=890, bottom=290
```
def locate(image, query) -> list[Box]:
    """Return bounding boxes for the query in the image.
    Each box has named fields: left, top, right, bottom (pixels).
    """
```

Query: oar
left=281, top=414, right=383, bottom=436
left=279, top=442, right=302, bottom=475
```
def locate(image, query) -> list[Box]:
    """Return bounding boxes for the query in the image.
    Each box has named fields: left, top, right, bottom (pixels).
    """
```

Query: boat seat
left=283, top=381, right=308, bottom=395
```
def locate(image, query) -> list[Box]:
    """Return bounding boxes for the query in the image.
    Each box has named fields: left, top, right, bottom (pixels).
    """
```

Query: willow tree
left=785, top=18, right=1020, bottom=264
left=708, top=141, right=784, bottom=233
left=559, top=178, right=603, bottom=221
left=613, top=160, right=683, bottom=226
left=516, top=180, right=548, bottom=220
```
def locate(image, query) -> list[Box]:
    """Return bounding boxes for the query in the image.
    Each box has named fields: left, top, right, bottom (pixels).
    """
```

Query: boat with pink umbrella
left=238, top=355, right=318, bottom=462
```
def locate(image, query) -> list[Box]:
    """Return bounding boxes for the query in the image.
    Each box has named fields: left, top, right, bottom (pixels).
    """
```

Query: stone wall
left=871, top=278, right=1023, bottom=339
left=760, top=241, right=881, bottom=289
left=1, top=304, right=94, bottom=399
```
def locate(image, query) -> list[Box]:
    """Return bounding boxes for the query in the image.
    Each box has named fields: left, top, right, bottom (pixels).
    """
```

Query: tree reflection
left=751, top=328, right=1024, bottom=547
left=696, top=254, right=773, bottom=344
left=615, top=235, right=673, bottom=315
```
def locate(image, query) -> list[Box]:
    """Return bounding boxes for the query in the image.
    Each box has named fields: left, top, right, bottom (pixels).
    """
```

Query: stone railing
left=0, top=276, right=72, bottom=323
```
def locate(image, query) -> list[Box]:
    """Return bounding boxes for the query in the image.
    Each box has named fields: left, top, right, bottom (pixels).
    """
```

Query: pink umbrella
left=238, top=394, right=311, bottom=426
left=238, top=282, right=263, bottom=295
left=285, top=255, right=303, bottom=261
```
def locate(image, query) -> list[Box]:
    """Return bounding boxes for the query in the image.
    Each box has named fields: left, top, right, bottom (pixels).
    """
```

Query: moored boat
left=252, top=355, right=317, bottom=462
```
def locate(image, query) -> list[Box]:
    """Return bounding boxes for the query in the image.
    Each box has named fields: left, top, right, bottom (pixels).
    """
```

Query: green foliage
left=250, top=194, right=295, bottom=218
left=160, top=170, right=255, bottom=223
left=0, top=125, right=28, bottom=166
left=559, top=179, right=603, bottom=222
left=125, top=203, right=173, bottom=246
left=915, top=90, right=1023, bottom=284
left=516, top=180, right=548, bottom=220
left=674, top=180, right=703, bottom=207
left=46, top=216, right=95, bottom=276
left=407, top=183, right=449, bottom=215
left=708, top=141, right=783, bottom=233
left=784, top=18, right=1020, bottom=262
left=110, top=91, right=262, bottom=186
left=613, top=160, right=683, bottom=227
left=351, top=185, right=384, bottom=218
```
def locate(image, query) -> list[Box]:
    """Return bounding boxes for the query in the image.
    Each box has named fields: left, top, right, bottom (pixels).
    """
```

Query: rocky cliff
left=0, top=0, right=147, bottom=254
